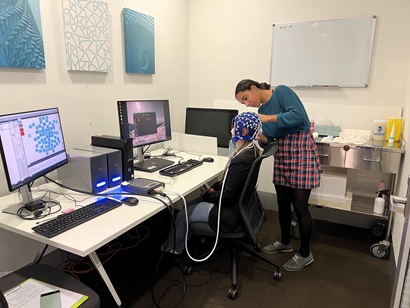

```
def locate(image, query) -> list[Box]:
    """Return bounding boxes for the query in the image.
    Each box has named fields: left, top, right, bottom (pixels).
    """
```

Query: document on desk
left=4, top=278, right=88, bottom=308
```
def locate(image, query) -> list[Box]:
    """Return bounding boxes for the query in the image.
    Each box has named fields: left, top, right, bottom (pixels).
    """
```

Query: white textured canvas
left=62, top=0, right=110, bottom=72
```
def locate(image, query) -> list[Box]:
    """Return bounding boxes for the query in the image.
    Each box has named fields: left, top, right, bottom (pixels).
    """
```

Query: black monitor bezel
left=185, top=107, right=239, bottom=148
left=0, top=107, right=68, bottom=192
left=117, top=99, right=172, bottom=148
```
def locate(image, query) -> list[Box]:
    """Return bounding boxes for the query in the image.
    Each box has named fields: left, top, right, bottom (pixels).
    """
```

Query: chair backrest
left=237, top=142, right=278, bottom=245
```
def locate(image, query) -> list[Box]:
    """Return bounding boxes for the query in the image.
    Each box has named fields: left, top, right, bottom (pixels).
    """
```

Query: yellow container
left=385, top=117, right=403, bottom=141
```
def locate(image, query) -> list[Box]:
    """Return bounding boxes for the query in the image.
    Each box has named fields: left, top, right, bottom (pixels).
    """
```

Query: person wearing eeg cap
left=162, top=112, right=262, bottom=254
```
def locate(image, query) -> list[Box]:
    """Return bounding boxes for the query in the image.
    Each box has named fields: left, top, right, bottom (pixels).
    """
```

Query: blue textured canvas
left=122, top=8, right=155, bottom=74
left=0, top=0, right=46, bottom=69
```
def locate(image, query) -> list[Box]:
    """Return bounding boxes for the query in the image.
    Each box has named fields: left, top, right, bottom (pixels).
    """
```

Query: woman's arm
left=259, top=114, right=278, bottom=123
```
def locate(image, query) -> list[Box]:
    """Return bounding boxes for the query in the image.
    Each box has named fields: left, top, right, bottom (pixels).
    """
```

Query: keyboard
left=159, top=159, right=203, bottom=177
left=32, top=198, right=122, bottom=238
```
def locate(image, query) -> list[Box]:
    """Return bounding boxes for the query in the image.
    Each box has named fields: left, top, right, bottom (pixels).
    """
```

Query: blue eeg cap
left=231, top=112, right=262, bottom=143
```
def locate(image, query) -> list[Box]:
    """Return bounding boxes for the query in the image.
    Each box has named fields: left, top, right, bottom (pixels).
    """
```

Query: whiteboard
left=270, top=16, right=376, bottom=88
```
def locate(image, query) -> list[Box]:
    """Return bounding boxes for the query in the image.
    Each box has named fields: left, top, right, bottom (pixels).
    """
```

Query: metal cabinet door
left=316, top=143, right=345, bottom=167
left=344, top=147, right=402, bottom=173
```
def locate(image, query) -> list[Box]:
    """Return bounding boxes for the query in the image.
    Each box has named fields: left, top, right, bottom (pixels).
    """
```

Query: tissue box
left=315, top=125, right=341, bottom=137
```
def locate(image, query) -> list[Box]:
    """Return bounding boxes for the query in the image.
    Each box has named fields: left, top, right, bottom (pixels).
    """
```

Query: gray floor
left=126, top=210, right=395, bottom=308
left=67, top=209, right=395, bottom=307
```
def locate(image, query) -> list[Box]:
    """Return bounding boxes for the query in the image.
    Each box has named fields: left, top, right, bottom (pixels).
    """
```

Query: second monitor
left=117, top=99, right=173, bottom=172
left=185, top=107, right=238, bottom=156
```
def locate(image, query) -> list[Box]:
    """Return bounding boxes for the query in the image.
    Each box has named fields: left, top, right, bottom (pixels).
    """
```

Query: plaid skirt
left=273, top=130, right=321, bottom=189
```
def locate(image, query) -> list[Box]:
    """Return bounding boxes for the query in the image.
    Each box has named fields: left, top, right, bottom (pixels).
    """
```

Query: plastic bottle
left=310, top=117, right=315, bottom=133
left=388, top=123, right=395, bottom=148
left=373, top=191, right=385, bottom=215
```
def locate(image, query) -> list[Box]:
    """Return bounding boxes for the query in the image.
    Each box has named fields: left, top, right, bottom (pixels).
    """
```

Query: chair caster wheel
left=228, top=288, right=238, bottom=300
left=274, top=270, right=282, bottom=280
left=184, top=265, right=194, bottom=276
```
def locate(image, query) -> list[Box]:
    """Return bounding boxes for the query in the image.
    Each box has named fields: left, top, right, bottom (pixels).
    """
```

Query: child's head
left=231, top=111, right=262, bottom=143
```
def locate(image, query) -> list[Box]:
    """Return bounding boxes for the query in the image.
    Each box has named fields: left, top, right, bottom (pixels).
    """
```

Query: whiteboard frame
left=270, top=16, right=376, bottom=88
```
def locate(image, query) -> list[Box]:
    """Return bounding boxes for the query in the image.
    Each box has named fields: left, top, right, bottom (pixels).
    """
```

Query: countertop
left=316, top=137, right=405, bottom=154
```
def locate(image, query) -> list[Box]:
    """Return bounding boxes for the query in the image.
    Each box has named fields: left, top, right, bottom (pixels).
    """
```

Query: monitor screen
left=117, top=100, right=172, bottom=148
left=0, top=108, right=68, bottom=192
left=185, top=107, right=238, bottom=148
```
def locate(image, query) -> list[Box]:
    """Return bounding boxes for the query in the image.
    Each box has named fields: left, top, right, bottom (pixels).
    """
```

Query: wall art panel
left=0, top=0, right=46, bottom=69
left=62, top=0, right=110, bottom=72
left=122, top=8, right=155, bottom=74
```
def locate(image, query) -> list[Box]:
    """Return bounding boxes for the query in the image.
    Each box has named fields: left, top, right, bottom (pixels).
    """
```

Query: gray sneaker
left=283, top=252, right=314, bottom=271
left=262, top=241, right=293, bottom=254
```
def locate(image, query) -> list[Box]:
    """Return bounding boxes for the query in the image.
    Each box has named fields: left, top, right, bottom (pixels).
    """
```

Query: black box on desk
left=57, top=149, right=108, bottom=193
left=75, top=145, right=123, bottom=188
left=91, top=135, right=134, bottom=181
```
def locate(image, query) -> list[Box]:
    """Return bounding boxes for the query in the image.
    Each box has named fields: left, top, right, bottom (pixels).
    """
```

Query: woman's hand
left=256, top=131, right=268, bottom=144
left=200, top=187, right=215, bottom=197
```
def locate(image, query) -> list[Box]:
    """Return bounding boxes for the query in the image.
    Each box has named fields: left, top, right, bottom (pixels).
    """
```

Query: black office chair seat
left=0, top=263, right=100, bottom=308
left=189, top=142, right=282, bottom=300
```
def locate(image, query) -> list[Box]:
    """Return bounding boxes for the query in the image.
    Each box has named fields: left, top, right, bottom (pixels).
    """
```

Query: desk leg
left=32, top=243, right=48, bottom=264
left=88, top=251, right=122, bottom=307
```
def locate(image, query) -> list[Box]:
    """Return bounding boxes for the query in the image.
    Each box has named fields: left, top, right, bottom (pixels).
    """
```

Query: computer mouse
left=202, top=157, right=214, bottom=163
left=121, top=196, right=139, bottom=206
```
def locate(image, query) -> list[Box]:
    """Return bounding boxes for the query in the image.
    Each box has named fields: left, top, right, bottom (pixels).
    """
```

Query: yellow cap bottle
left=386, top=117, right=402, bottom=142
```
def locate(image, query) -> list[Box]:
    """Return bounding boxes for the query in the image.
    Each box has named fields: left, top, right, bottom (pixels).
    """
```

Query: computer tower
left=91, top=135, right=134, bottom=181
left=57, top=149, right=108, bottom=193
left=75, top=145, right=123, bottom=187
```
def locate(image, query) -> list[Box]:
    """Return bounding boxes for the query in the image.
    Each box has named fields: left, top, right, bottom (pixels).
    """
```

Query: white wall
left=0, top=0, right=189, bottom=272
left=188, top=0, right=410, bottom=112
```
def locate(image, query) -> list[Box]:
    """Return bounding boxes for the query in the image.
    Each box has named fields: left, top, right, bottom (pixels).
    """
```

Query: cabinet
left=314, top=141, right=404, bottom=216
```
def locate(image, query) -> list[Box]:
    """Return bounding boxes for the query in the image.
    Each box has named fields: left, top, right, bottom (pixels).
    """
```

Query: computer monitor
left=117, top=99, right=174, bottom=172
left=185, top=107, right=238, bottom=155
left=0, top=107, right=68, bottom=211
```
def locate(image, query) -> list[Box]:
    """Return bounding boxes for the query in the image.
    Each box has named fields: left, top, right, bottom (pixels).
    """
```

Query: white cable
left=163, top=166, right=229, bottom=263
left=162, top=143, right=253, bottom=263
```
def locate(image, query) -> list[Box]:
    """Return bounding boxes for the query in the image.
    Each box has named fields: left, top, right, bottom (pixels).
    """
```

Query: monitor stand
left=133, top=147, right=174, bottom=173
left=2, top=185, right=58, bottom=215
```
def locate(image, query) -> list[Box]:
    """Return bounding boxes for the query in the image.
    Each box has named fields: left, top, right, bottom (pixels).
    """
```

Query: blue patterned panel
left=123, top=8, right=155, bottom=74
left=0, top=0, right=45, bottom=69
left=63, top=0, right=110, bottom=72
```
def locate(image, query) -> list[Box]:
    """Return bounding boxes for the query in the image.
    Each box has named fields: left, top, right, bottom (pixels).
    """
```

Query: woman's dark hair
left=235, top=79, right=271, bottom=96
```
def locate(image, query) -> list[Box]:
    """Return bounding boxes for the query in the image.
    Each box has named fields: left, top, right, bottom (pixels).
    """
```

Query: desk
left=0, top=150, right=228, bottom=306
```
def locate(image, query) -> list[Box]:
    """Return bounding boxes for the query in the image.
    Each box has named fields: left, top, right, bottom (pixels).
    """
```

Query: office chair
left=189, top=142, right=282, bottom=300
left=0, top=263, right=100, bottom=307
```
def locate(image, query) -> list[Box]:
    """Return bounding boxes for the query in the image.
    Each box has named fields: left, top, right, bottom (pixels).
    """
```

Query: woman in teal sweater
left=235, top=79, right=321, bottom=271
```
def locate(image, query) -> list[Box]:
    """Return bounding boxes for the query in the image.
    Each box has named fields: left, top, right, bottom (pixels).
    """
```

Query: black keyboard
left=159, top=159, right=203, bottom=177
left=32, top=198, right=122, bottom=238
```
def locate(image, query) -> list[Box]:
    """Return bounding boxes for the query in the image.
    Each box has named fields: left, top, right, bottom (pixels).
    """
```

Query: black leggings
left=275, top=184, right=312, bottom=257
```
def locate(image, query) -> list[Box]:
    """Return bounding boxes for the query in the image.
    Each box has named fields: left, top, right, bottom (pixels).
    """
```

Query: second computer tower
left=75, top=145, right=123, bottom=187
left=91, top=135, right=134, bottom=181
